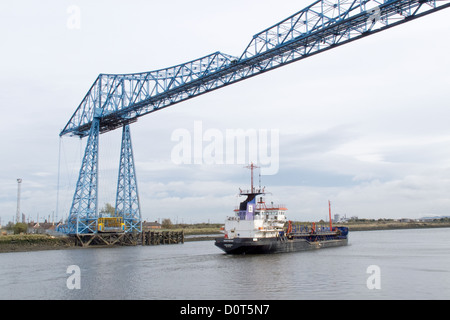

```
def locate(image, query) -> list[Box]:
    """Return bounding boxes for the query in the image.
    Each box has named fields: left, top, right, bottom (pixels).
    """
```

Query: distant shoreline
left=334, top=221, right=450, bottom=232
left=1, top=221, right=449, bottom=253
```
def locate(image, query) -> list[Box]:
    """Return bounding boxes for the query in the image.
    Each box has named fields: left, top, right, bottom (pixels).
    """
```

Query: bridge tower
left=115, top=124, right=142, bottom=233
left=60, top=111, right=141, bottom=235
left=65, top=114, right=100, bottom=234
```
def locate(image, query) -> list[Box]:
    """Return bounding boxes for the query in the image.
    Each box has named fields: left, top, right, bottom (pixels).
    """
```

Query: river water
left=0, top=228, right=449, bottom=300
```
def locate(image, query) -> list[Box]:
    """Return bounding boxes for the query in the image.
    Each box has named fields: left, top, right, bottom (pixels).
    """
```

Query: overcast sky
left=1, top=0, right=450, bottom=225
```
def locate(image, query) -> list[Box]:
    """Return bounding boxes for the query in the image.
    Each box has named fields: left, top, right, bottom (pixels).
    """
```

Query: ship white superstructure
left=223, top=195, right=287, bottom=240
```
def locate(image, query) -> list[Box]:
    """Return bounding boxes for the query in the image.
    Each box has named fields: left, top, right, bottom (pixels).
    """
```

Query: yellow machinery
left=98, top=217, right=125, bottom=233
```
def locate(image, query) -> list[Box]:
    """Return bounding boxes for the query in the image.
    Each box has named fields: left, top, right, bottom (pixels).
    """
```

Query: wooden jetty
left=70, top=230, right=184, bottom=247
left=141, top=230, right=184, bottom=246
left=73, top=232, right=140, bottom=247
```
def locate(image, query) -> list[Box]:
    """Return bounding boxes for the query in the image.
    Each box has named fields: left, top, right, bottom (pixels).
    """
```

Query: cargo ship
left=215, top=164, right=349, bottom=254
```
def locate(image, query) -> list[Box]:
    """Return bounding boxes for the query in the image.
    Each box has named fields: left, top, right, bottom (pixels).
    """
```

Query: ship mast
left=245, top=163, right=259, bottom=193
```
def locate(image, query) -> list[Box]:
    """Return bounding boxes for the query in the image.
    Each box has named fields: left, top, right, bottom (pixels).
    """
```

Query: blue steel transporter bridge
left=57, top=0, right=450, bottom=239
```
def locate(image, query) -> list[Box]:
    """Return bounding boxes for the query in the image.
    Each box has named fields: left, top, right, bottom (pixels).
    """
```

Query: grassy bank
left=0, top=234, right=75, bottom=253
left=165, top=227, right=222, bottom=236
left=169, top=220, right=450, bottom=235
left=158, top=223, right=223, bottom=237
left=1, top=220, right=449, bottom=253
left=162, top=220, right=450, bottom=238
left=334, top=220, right=450, bottom=231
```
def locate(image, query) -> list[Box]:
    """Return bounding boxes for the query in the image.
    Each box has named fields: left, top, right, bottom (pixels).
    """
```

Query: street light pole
left=16, top=178, right=22, bottom=224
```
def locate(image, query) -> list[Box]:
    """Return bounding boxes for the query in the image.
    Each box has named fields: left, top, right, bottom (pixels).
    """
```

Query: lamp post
left=16, top=178, right=22, bottom=224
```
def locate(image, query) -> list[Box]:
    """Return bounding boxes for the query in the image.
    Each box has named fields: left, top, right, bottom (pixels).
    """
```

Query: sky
left=1, top=0, right=450, bottom=225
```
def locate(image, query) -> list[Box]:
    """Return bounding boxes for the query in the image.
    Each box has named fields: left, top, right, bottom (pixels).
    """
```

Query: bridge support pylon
left=66, top=115, right=100, bottom=234
left=58, top=120, right=142, bottom=236
left=115, top=124, right=142, bottom=233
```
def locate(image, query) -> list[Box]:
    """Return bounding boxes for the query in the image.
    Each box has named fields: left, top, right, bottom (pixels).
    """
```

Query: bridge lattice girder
left=61, top=0, right=450, bottom=138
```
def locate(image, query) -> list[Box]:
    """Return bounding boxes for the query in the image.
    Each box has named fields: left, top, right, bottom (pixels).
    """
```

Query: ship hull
left=215, top=236, right=348, bottom=254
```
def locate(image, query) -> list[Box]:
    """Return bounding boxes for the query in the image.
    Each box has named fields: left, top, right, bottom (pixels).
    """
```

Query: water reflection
left=0, top=228, right=449, bottom=299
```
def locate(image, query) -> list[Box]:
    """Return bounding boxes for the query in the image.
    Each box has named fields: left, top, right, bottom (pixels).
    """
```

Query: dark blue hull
left=215, top=227, right=349, bottom=254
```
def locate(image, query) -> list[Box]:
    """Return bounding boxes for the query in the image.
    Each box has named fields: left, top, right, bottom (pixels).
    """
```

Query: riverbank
left=0, top=234, right=76, bottom=253
left=334, top=220, right=450, bottom=231
left=1, top=220, right=449, bottom=253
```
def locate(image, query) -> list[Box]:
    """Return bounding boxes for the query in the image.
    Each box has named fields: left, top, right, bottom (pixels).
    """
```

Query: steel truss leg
left=115, top=124, right=142, bottom=233
left=67, top=118, right=100, bottom=234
